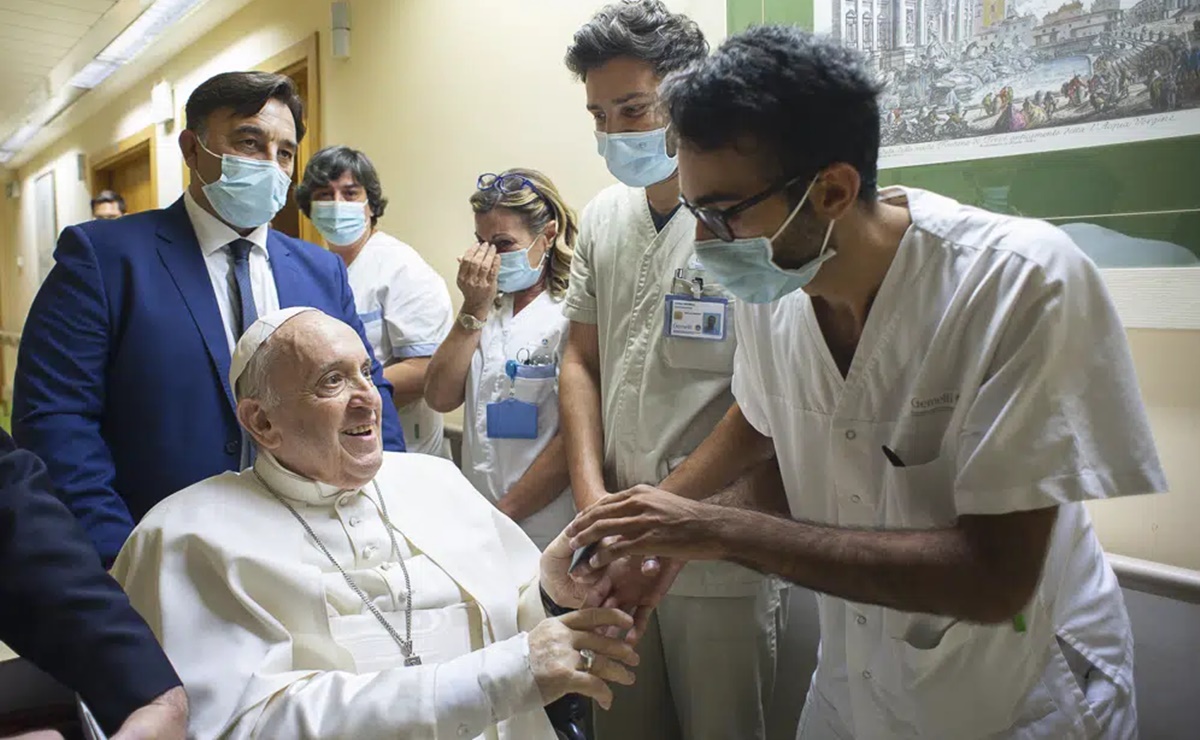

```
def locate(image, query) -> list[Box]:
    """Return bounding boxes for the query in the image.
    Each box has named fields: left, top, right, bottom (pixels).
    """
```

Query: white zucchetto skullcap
left=229, top=306, right=323, bottom=395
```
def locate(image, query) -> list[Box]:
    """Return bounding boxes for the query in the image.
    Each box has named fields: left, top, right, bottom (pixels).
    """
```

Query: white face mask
left=693, top=177, right=836, bottom=304
left=594, top=127, right=678, bottom=187
left=310, top=201, right=369, bottom=247
left=194, top=140, right=291, bottom=229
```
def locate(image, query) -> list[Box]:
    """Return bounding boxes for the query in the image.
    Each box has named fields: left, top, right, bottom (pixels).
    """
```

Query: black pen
left=569, top=542, right=599, bottom=573
left=881, top=445, right=906, bottom=468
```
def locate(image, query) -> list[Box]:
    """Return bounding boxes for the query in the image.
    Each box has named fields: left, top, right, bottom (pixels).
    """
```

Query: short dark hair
left=90, top=189, right=125, bottom=213
left=661, top=25, right=882, bottom=201
left=295, top=146, right=388, bottom=226
left=185, top=71, right=306, bottom=142
left=565, top=0, right=708, bottom=81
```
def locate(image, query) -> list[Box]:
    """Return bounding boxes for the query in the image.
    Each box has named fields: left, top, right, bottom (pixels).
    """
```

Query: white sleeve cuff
left=433, top=634, right=541, bottom=738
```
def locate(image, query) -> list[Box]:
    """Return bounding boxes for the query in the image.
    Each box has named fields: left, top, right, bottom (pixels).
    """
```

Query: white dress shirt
left=733, top=187, right=1164, bottom=739
left=183, top=191, right=281, bottom=353
left=113, top=451, right=555, bottom=739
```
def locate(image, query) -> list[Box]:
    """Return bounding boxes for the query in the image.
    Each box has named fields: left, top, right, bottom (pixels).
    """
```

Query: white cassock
left=113, top=451, right=557, bottom=740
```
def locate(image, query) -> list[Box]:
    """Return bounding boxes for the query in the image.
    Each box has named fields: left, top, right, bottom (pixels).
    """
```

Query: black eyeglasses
left=680, top=173, right=809, bottom=242
left=477, top=172, right=539, bottom=196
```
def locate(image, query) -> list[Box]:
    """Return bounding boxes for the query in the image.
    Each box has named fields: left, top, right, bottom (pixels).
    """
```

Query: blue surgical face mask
left=497, top=235, right=547, bottom=293
left=595, top=127, right=677, bottom=188
left=694, top=179, right=836, bottom=304
left=311, top=200, right=369, bottom=247
left=194, top=140, right=292, bottom=229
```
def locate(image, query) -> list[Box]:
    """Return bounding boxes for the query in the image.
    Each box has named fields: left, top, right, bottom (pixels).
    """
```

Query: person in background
left=90, top=190, right=126, bottom=220
left=298, top=146, right=454, bottom=456
left=559, top=2, right=785, bottom=739
left=114, top=307, right=638, bottom=739
left=13, top=72, right=404, bottom=567
left=568, top=25, right=1162, bottom=739
left=1, top=428, right=187, bottom=739
left=424, top=169, right=577, bottom=550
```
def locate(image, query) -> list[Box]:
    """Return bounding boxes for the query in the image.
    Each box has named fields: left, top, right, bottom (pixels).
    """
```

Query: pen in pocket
left=881, top=445, right=906, bottom=468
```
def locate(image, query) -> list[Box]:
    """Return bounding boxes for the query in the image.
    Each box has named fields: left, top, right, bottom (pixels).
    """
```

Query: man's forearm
left=559, top=357, right=607, bottom=510
left=659, top=403, right=775, bottom=501
left=712, top=507, right=1056, bottom=624
left=384, top=358, right=429, bottom=409
left=702, top=456, right=791, bottom=517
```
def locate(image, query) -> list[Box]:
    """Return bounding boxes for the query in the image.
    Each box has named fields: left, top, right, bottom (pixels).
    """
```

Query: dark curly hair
left=661, top=25, right=882, bottom=202
left=565, top=0, right=708, bottom=81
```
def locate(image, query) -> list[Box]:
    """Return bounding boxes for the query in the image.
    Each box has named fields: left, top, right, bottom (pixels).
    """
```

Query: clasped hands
left=542, top=485, right=727, bottom=647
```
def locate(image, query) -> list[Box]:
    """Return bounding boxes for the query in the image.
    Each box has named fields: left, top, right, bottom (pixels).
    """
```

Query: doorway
left=90, top=125, right=158, bottom=217
left=264, top=35, right=322, bottom=244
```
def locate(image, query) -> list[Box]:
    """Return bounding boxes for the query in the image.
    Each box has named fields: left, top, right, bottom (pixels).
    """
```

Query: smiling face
left=239, top=312, right=383, bottom=489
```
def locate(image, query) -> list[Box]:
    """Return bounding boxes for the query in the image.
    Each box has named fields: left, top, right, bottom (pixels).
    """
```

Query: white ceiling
left=0, top=0, right=121, bottom=127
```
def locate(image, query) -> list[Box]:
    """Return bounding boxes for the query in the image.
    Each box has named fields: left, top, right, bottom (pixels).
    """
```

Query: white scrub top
left=461, top=292, right=575, bottom=550
left=733, top=187, right=1166, bottom=739
left=346, top=231, right=454, bottom=456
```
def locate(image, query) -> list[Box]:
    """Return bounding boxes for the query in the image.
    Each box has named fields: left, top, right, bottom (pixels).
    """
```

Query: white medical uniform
left=113, top=451, right=556, bottom=740
left=732, top=187, right=1167, bottom=740
left=347, top=231, right=453, bottom=456
left=566, top=184, right=785, bottom=740
left=461, top=291, right=576, bottom=550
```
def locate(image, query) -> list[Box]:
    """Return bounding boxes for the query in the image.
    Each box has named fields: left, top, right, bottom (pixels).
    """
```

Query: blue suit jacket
left=0, top=428, right=182, bottom=734
left=14, top=198, right=405, bottom=564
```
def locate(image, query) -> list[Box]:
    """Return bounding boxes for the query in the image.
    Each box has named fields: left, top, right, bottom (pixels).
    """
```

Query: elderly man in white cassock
left=112, top=306, right=638, bottom=739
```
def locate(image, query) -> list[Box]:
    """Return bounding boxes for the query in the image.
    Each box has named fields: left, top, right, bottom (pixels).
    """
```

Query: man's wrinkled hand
left=112, top=686, right=188, bottom=740
left=540, top=528, right=608, bottom=609
left=582, top=554, right=685, bottom=645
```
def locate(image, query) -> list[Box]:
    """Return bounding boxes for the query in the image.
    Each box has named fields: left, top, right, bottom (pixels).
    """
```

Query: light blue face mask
left=497, top=235, right=547, bottom=293
left=194, top=141, right=292, bottom=229
left=594, top=127, right=677, bottom=188
left=310, top=200, right=369, bottom=247
left=694, top=179, right=836, bottom=304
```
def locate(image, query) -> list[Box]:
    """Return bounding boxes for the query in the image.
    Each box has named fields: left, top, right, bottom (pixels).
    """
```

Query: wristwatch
left=457, top=311, right=486, bottom=331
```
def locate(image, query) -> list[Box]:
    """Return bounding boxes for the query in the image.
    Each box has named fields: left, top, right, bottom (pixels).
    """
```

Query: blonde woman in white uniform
left=298, top=146, right=453, bottom=456
left=425, top=169, right=578, bottom=550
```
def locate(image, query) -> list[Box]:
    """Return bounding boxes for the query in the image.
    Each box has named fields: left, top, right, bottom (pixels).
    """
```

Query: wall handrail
left=0, top=331, right=20, bottom=347
left=1108, top=553, right=1200, bottom=605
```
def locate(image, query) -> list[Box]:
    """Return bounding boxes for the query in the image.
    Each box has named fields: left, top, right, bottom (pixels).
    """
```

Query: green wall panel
left=765, top=0, right=814, bottom=31
left=878, top=136, right=1200, bottom=256
left=727, top=0, right=763, bottom=32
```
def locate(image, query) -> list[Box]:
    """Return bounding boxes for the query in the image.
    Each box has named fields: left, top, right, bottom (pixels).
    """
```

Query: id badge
left=486, top=398, right=539, bottom=439
left=663, top=294, right=728, bottom=341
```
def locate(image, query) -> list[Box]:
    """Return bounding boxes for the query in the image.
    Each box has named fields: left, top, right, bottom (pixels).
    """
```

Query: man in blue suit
left=14, top=71, right=405, bottom=566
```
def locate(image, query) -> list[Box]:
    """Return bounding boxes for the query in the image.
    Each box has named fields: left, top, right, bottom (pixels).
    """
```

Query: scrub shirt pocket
left=661, top=286, right=737, bottom=374
left=884, top=606, right=1055, bottom=739
left=880, top=455, right=957, bottom=529
left=510, top=364, right=557, bottom=406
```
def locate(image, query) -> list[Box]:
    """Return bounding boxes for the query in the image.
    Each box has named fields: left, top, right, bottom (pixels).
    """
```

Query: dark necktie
left=228, top=238, right=259, bottom=339
left=228, top=238, right=258, bottom=468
